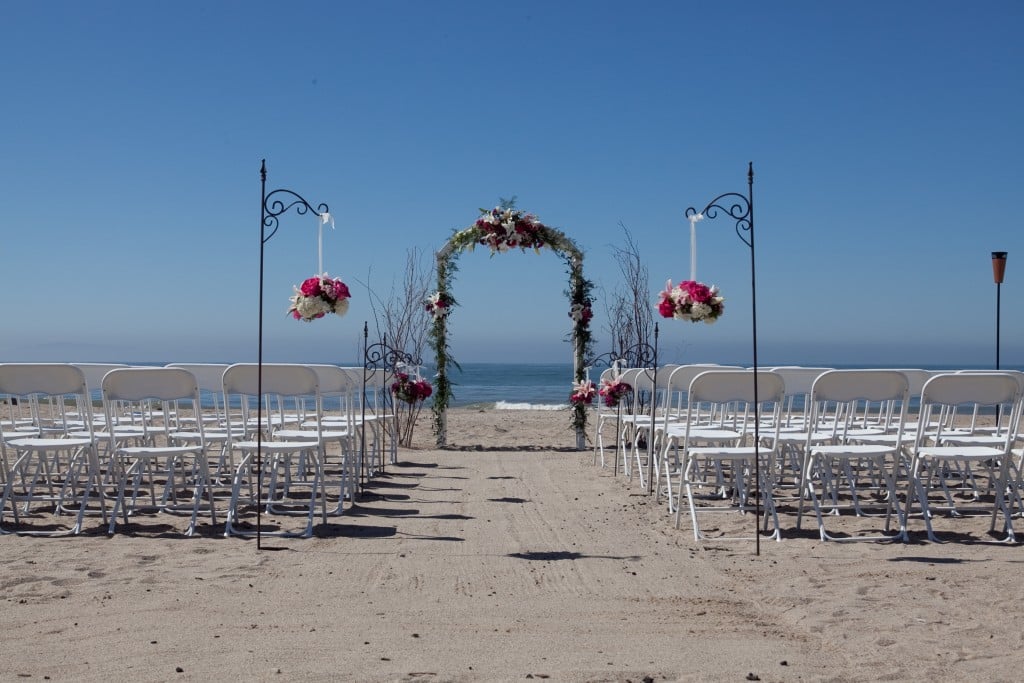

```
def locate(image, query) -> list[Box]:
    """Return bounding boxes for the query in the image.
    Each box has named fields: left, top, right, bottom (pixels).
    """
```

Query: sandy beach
left=2, top=406, right=1024, bottom=682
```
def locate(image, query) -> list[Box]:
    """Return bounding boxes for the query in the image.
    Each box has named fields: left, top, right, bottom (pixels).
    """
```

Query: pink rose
left=686, top=281, right=712, bottom=302
left=300, top=277, right=322, bottom=297
left=331, top=279, right=351, bottom=299
left=415, top=380, right=433, bottom=400
left=657, top=294, right=675, bottom=318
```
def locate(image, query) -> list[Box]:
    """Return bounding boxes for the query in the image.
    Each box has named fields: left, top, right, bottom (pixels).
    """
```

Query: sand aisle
left=2, top=409, right=1024, bottom=682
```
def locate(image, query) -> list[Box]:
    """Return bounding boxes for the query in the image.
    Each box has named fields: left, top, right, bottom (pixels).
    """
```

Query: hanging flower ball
left=391, top=372, right=433, bottom=404
left=289, top=273, right=352, bottom=321
left=657, top=279, right=724, bottom=323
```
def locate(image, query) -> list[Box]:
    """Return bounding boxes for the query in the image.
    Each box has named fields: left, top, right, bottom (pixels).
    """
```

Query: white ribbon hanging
left=317, top=212, right=335, bottom=274
left=688, top=212, right=704, bottom=281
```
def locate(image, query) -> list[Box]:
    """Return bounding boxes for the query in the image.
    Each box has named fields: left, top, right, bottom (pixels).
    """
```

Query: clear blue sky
left=2, top=1, right=1021, bottom=368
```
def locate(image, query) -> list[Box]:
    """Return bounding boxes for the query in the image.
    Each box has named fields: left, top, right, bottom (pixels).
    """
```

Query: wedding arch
left=429, top=205, right=595, bottom=448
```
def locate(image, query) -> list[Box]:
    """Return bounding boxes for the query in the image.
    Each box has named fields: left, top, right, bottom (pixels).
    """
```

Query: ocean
left=447, top=362, right=574, bottom=409
left=80, top=361, right=1024, bottom=411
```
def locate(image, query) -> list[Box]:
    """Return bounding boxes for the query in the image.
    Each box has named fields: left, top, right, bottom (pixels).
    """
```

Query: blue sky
left=1, top=1, right=1021, bottom=368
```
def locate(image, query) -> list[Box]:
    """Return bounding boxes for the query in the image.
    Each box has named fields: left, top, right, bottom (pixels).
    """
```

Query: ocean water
left=80, top=361, right=1024, bottom=412
left=447, top=362, right=575, bottom=408
left=446, top=362, right=1024, bottom=410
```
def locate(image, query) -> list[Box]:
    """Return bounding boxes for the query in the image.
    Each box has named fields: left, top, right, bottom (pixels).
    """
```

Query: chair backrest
left=102, top=367, right=203, bottom=442
left=664, top=364, right=743, bottom=418
left=166, top=363, right=230, bottom=393
left=307, top=364, right=361, bottom=419
left=306, top=364, right=360, bottom=395
left=810, top=369, right=909, bottom=404
left=72, top=362, right=133, bottom=393
left=917, top=372, right=1022, bottom=448
left=594, top=367, right=617, bottom=413
left=222, top=363, right=322, bottom=439
left=103, top=367, right=200, bottom=403
left=896, top=369, right=937, bottom=397
left=0, top=363, right=89, bottom=397
left=689, top=369, right=785, bottom=406
left=223, top=363, right=319, bottom=398
left=166, top=362, right=233, bottom=425
left=921, top=372, right=1021, bottom=407
left=0, top=363, right=93, bottom=440
left=809, top=369, right=910, bottom=438
left=766, top=366, right=832, bottom=427
left=686, top=369, right=786, bottom=441
left=767, top=367, right=832, bottom=398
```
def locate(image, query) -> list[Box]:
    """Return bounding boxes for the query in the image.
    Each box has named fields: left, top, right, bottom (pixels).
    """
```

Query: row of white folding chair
left=794, top=370, right=912, bottom=542
left=0, top=364, right=221, bottom=536
left=0, top=364, right=108, bottom=535
left=114, top=363, right=357, bottom=537
left=607, top=364, right=730, bottom=487
left=591, top=367, right=619, bottom=468
left=662, top=367, right=995, bottom=544
left=0, top=362, right=398, bottom=537
left=669, top=369, right=787, bottom=542
left=792, top=370, right=1024, bottom=543
left=759, top=368, right=927, bottom=541
left=100, top=367, right=215, bottom=536
left=168, top=362, right=365, bottom=491
left=905, top=372, right=1023, bottom=542
left=220, top=363, right=328, bottom=537
left=653, top=365, right=746, bottom=505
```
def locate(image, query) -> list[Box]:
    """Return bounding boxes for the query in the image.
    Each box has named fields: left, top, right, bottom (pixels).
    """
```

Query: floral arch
left=429, top=206, right=595, bottom=448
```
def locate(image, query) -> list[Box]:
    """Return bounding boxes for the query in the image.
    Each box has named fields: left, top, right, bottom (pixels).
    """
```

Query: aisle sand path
left=2, top=409, right=1023, bottom=681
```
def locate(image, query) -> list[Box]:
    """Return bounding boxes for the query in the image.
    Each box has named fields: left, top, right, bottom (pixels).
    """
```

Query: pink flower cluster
left=391, top=372, right=433, bottom=404
left=475, top=207, right=547, bottom=252
left=598, top=378, right=632, bottom=408
left=657, top=279, right=724, bottom=323
left=569, top=303, right=593, bottom=325
left=424, top=292, right=452, bottom=320
left=289, top=273, right=352, bottom=322
left=570, top=380, right=597, bottom=406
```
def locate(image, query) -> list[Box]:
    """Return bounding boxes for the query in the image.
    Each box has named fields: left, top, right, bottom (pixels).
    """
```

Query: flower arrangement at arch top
left=570, top=379, right=597, bottom=406
left=289, top=273, right=352, bottom=321
left=391, top=372, right=433, bottom=404
left=425, top=291, right=453, bottom=321
left=599, top=377, right=632, bottom=408
left=657, top=279, right=724, bottom=323
left=568, top=302, right=593, bottom=325
left=475, top=206, right=548, bottom=253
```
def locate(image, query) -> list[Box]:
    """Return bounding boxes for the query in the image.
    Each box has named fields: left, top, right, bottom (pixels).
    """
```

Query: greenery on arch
left=429, top=203, right=595, bottom=447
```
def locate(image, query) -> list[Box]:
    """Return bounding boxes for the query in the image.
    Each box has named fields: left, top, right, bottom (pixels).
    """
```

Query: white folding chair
left=795, top=370, right=910, bottom=542
left=70, top=362, right=132, bottom=428
left=905, top=372, right=1023, bottom=543
left=222, top=363, right=327, bottom=538
left=656, top=364, right=745, bottom=508
left=102, top=367, right=216, bottom=536
left=673, top=370, right=785, bottom=542
left=0, top=363, right=107, bottom=535
left=165, top=363, right=238, bottom=481
left=294, top=364, right=357, bottom=514
left=592, top=367, right=618, bottom=467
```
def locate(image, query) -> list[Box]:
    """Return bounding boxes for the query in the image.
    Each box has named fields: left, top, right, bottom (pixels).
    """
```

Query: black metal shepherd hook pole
left=685, top=162, right=760, bottom=555
left=586, top=327, right=658, bottom=483
left=361, top=322, right=422, bottom=481
left=257, top=159, right=329, bottom=550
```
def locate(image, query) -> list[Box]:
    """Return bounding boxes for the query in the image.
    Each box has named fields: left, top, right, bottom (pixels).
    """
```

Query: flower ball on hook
left=289, top=273, right=352, bottom=321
